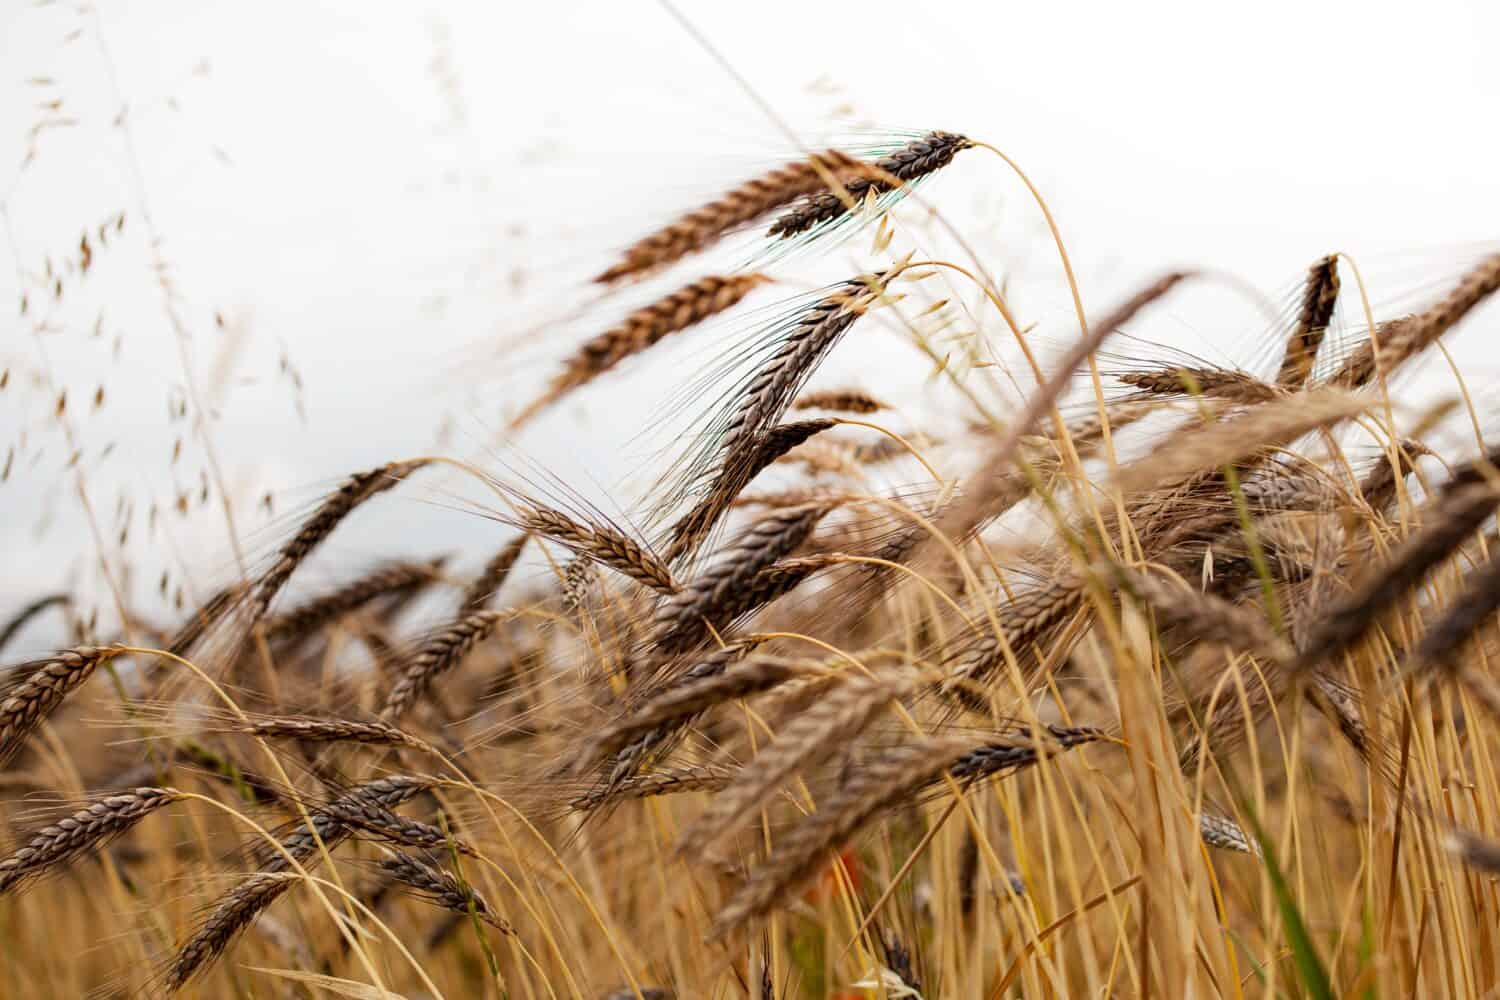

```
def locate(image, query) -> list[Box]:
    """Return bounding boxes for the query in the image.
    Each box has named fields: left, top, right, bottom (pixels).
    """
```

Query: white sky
left=2, top=1, right=1498, bottom=638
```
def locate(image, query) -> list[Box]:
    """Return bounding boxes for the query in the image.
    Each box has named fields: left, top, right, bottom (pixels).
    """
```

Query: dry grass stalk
left=0, top=594, right=70, bottom=654
left=513, top=274, right=772, bottom=428
left=0, top=644, right=123, bottom=764
left=596, top=150, right=859, bottom=283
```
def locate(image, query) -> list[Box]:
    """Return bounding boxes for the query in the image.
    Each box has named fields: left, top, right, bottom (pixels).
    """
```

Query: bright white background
left=2, top=1, right=1497, bottom=639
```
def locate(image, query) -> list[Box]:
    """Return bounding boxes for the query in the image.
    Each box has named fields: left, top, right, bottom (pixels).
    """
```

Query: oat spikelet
left=514, top=274, right=772, bottom=428
left=793, top=389, right=887, bottom=414
left=768, top=131, right=972, bottom=239
left=382, top=611, right=506, bottom=722
left=261, top=557, right=446, bottom=642
left=251, top=460, right=429, bottom=621
left=0, top=644, right=123, bottom=764
left=1277, top=254, right=1340, bottom=387
left=163, top=872, right=300, bottom=991
left=461, top=535, right=528, bottom=613
left=596, top=150, right=859, bottom=283
left=0, top=786, right=183, bottom=894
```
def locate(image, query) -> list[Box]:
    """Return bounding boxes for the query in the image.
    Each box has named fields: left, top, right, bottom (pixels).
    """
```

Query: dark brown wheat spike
left=1118, top=366, right=1279, bottom=403
left=516, top=503, right=677, bottom=594
left=663, top=419, right=837, bottom=565
left=0, top=786, right=183, bottom=894
left=664, top=277, right=883, bottom=563
left=378, top=849, right=510, bottom=930
left=258, top=774, right=438, bottom=873
left=513, top=273, right=772, bottom=429
left=162, top=871, right=300, bottom=991
left=712, top=734, right=976, bottom=936
left=249, top=459, right=430, bottom=623
left=677, top=671, right=913, bottom=856
left=595, top=149, right=859, bottom=283
left=381, top=610, right=507, bottom=722
left=1294, top=482, right=1500, bottom=674
left=461, top=534, right=528, bottom=612
left=768, top=131, right=973, bottom=239
left=322, top=800, right=474, bottom=856
left=224, top=713, right=437, bottom=755
left=1328, top=252, right=1500, bottom=388
left=1276, top=254, right=1340, bottom=387
left=0, top=644, right=123, bottom=765
left=655, top=502, right=833, bottom=653
left=792, top=388, right=887, bottom=414
left=261, top=556, right=447, bottom=643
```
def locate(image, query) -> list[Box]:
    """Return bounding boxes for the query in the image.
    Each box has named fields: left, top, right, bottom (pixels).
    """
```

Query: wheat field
left=5, top=59, right=1500, bottom=999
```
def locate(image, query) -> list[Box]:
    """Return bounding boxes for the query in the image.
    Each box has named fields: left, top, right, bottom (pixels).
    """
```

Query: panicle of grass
left=250, top=460, right=430, bottom=623
left=678, top=671, right=913, bottom=856
left=654, top=503, right=833, bottom=653
left=1329, top=252, right=1500, bottom=388
left=1119, top=366, right=1280, bottom=403
left=1293, top=482, right=1500, bottom=674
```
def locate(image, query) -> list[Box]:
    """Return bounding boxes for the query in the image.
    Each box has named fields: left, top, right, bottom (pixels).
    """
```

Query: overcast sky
left=2, top=1, right=1497, bottom=639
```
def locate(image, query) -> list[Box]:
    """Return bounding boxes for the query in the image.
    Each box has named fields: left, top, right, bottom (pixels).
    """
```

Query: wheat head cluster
left=5, top=126, right=1500, bottom=999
